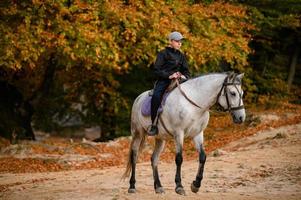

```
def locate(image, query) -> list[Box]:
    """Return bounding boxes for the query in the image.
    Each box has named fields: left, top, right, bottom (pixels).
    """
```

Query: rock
left=84, top=126, right=101, bottom=141
left=238, top=163, right=245, bottom=169
left=99, top=153, right=112, bottom=159
left=82, top=138, right=98, bottom=146
left=212, top=149, right=227, bottom=157
left=105, top=140, right=121, bottom=148
left=259, top=114, right=280, bottom=123
left=34, top=131, right=50, bottom=141
left=273, top=132, right=288, bottom=139
left=1, top=144, right=32, bottom=155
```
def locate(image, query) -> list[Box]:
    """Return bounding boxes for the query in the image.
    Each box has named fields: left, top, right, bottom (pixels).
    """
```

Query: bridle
left=175, top=74, right=244, bottom=112
left=216, top=74, right=244, bottom=112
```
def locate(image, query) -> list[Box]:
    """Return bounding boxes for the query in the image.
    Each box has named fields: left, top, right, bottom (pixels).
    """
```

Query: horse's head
left=217, top=73, right=246, bottom=124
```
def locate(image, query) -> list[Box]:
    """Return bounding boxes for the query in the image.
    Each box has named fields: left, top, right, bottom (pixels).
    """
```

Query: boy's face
left=169, top=39, right=182, bottom=50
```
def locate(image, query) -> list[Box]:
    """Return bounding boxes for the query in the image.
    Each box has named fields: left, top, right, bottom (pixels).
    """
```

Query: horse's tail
left=122, top=132, right=146, bottom=180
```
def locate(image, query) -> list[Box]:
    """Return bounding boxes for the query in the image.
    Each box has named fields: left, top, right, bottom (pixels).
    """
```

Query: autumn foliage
left=0, top=0, right=300, bottom=139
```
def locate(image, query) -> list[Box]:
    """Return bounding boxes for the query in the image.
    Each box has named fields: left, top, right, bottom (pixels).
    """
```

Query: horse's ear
left=236, top=73, right=244, bottom=81
left=227, top=71, right=235, bottom=81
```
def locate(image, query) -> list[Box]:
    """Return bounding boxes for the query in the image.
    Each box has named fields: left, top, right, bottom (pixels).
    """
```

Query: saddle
left=141, top=92, right=168, bottom=116
left=141, top=77, right=186, bottom=116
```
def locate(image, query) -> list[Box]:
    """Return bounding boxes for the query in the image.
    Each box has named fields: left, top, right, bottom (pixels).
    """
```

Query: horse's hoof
left=128, top=188, right=136, bottom=193
left=175, top=187, right=186, bottom=195
left=191, top=182, right=200, bottom=193
left=155, top=187, right=165, bottom=194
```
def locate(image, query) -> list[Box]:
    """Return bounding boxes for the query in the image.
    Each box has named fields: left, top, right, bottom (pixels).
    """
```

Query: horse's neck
left=182, top=74, right=226, bottom=109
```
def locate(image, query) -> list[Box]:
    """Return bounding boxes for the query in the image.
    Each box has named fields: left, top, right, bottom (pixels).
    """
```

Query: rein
left=175, top=79, right=203, bottom=109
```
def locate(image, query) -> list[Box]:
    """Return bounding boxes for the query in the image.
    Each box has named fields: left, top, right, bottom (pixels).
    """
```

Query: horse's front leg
left=191, top=133, right=207, bottom=193
left=174, top=133, right=186, bottom=195
left=151, top=138, right=166, bottom=193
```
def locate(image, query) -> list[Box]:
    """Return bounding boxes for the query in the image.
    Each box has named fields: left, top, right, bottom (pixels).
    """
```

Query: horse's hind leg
left=128, top=148, right=137, bottom=193
left=191, top=133, right=206, bottom=193
left=151, top=138, right=166, bottom=194
left=126, top=132, right=145, bottom=193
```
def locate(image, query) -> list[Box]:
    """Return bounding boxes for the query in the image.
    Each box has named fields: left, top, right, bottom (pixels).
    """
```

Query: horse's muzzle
left=231, top=109, right=246, bottom=124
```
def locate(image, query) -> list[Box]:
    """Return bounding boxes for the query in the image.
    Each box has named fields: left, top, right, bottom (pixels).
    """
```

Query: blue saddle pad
left=141, top=92, right=169, bottom=116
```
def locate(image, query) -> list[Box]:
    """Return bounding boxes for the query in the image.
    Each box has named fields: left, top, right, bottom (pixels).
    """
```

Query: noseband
left=216, top=75, right=244, bottom=112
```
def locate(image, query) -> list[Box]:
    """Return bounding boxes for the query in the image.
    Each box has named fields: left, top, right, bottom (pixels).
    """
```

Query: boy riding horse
left=149, top=31, right=191, bottom=136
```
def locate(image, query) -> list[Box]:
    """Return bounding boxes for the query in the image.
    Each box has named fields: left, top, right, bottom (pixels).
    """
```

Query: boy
left=149, top=31, right=190, bottom=136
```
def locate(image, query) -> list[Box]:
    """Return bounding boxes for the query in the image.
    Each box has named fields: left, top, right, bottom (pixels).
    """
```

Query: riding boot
left=149, top=97, right=160, bottom=136
left=148, top=79, right=171, bottom=136
left=149, top=108, right=159, bottom=136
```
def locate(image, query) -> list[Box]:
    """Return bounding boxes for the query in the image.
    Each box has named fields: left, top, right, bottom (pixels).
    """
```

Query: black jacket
left=154, top=47, right=190, bottom=80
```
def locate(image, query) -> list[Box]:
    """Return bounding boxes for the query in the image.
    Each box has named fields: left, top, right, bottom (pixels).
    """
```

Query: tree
left=235, top=0, right=301, bottom=99
left=0, top=0, right=254, bottom=141
left=0, top=0, right=125, bottom=140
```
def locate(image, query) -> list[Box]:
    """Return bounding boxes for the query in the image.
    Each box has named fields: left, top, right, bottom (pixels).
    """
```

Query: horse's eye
left=230, top=92, right=236, bottom=96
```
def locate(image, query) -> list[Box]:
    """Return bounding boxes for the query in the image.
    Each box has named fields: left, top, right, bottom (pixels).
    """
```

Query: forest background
left=0, top=0, right=300, bottom=142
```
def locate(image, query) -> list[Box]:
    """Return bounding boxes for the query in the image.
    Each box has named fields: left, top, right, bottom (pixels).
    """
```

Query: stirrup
left=147, top=125, right=158, bottom=136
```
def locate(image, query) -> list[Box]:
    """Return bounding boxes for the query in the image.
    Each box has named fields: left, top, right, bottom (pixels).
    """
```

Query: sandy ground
left=1, top=123, right=301, bottom=200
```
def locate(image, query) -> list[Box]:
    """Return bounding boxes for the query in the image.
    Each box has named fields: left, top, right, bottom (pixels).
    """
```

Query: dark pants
left=151, top=79, right=171, bottom=124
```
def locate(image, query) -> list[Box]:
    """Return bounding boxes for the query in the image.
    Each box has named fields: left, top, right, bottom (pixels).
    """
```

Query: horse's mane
left=190, top=72, right=233, bottom=80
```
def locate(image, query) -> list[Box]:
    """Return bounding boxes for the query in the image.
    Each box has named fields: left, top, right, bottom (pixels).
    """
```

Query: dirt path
left=1, top=123, right=301, bottom=200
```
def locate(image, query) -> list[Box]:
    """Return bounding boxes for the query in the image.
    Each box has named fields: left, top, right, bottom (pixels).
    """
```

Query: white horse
left=122, top=72, right=246, bottom=195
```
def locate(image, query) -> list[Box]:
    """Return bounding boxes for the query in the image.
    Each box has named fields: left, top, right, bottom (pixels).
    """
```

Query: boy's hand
left=169, top=72, right=182, bottom=79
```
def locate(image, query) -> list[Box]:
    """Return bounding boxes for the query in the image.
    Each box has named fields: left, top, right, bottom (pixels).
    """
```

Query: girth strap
left=159, top=115, right=173, bottom=137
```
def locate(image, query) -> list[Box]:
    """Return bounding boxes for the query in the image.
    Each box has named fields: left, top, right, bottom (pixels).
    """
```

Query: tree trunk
left=287, top=45, right=299, bottom=91
left=19, top=101, right=35, bottom=140
left=0, top=54, right=57, bottom=142
left=0, top=81, right=31, bottom=142
left=93, top=95, right=117, bottom=142
left=29, top=54, right=57, bottom=106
